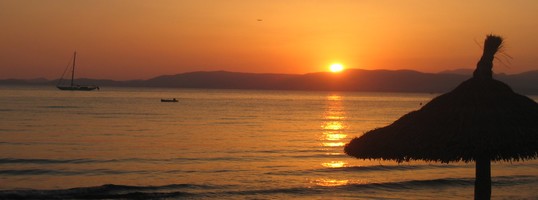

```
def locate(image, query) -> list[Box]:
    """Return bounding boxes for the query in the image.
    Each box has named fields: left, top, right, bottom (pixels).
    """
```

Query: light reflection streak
left=322, top=121, right=345, bottom=130
left=315, top=95, right=352, bottom=188
left=321, top=161, right=347, bottom=168
left=322, top=142, right=345, bottom=147
left=327, top=95, right=342, bottom=101
left=324, top=115, right=344, bottom=120
left=325, top=152, right=343, bottom=156
left=321, top=94, right=348, bottom=148
left=319, top=92, right=354, bottom=191
left=324, top=133, right=347, bottom=141
left=314, top=179, right=349, bottom=187
left=320, top=94, right=349, bottom=168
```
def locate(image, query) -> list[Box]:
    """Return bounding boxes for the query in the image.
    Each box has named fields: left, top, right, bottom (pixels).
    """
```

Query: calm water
left=0, top=86, right=537, bottom=199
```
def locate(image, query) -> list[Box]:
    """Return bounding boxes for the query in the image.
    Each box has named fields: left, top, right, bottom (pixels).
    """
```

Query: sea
left=0, top=85, right=537, bottom=199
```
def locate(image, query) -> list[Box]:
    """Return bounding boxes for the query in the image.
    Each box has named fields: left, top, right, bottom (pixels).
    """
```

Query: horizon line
left=2, top=67, right=537, bottom=81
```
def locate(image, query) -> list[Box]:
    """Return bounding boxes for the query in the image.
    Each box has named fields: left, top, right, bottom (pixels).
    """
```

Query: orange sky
left=1, top=0, right=537, bottom=80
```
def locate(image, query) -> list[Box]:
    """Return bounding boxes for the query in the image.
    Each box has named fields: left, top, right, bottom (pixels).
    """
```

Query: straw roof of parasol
left=345, top=35, right=538, bottom=164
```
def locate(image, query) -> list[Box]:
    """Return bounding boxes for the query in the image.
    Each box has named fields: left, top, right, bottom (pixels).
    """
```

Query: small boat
left=161, top=98, right=178, bottom=102
left=56, top=51, right=99, bottom=91
left=57, top=85, right=99, bottom=91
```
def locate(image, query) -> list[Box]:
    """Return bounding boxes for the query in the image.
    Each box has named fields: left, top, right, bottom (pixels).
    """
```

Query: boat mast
left=71, top=51, right=76, bottom=86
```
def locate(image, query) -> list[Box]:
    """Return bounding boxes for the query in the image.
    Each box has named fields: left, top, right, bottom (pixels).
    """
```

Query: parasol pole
left=475, top=155, right=491, bottom=200
left=472, top=34, right=502, bottom=200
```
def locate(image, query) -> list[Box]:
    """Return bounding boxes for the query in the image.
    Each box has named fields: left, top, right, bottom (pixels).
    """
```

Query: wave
left=0, top=169, right=152, bottom=176
left=0, top=184, right=201, bottom=199
left=1, top=176, right=535, bottom=199
left=0, top=168, right=250, bottom=176
left=346, top=175, right=537, bottom=190
left=0, top=158, right=99, bottom=164
left=0, top=157, right=220, bottom=165
left=0, top=155, right=312, bottom=165
left=325, top=164, right=466, bottom=172
left=0, top=159, right=471, bottom=177
left=266, top=164, right=467, bottom=175
left=347, top=178, right=474, bottom=190
left=0, top=168, right=247, bottom=176
left=0, top=158, right=164, bottom=165
left=0, top=141, right=34, bottom=146
left=80, top=112, right=166, bottom=116
left=42, top=106, right=81, bottom=109
left=289, top=153, right=349, bottom=159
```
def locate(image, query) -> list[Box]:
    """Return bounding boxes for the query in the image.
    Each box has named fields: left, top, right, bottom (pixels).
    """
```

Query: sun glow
left=329, top=63, right=344, bottom=73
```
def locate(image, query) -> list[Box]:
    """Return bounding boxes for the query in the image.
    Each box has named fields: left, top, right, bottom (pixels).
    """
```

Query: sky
left=1, top=0, right=538, bottom=80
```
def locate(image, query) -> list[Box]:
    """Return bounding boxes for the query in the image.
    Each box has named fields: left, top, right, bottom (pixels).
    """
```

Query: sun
left=329, top=63, right=344, bottom=73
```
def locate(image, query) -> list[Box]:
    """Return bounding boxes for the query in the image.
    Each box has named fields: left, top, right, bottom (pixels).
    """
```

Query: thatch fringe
left=345, top=78, right=538, bottom=163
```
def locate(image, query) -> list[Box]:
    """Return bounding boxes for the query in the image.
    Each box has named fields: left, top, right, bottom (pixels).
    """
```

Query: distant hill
left=141, top=71, right=299, bottom=90
left=1, top=69, right=537, bottom=94
left=496, top=70, right=538, bottom=94
left=438, top=68, right=474, bottom=75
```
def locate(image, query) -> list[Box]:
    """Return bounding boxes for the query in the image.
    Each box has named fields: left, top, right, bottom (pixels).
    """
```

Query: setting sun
left=329, top=63, right=345, bottom=73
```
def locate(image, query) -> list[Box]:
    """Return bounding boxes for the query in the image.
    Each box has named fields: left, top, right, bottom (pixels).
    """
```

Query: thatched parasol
left=344, top=35, right=538, bottom=200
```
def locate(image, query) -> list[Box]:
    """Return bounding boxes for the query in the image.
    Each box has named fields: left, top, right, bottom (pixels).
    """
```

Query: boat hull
left=57, top=85, right=99, bottom=91
left=161, top=99, right=178, bottom=102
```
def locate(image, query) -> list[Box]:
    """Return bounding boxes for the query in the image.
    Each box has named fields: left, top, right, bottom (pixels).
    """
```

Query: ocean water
left=0, top=85, right=537, bottom=199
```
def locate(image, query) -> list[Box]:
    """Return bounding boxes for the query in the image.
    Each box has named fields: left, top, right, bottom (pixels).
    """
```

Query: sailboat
left=56, top=51, right=99, bottom=91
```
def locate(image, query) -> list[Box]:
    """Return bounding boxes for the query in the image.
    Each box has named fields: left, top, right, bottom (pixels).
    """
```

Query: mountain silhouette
left=1, top=69, right=537, bottom=94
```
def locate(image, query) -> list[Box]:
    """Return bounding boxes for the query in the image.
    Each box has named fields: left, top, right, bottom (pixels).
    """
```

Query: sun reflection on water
left=321, top=161, right=348, bottom=168
left=314, top=179, right=349, bottom=187
left=322, top=121, right=345, bottom=130
left=320, top=94, right=349, bottom=170
left=321, top=95, right=348, bottom=144
left=322, top=142, right=346, bottom=147
left=327, top=95, right=342, bottom=101
left=324, top=132, right=347, bottom=141
left=324, top=115, right=344, bottom=120
left=325, top=152, right=343, bottom=156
